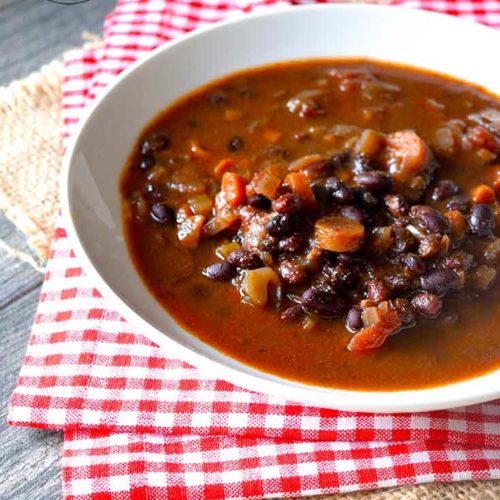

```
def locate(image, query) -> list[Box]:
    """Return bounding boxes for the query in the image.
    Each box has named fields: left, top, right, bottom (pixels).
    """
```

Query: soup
left=121, top=61, right=500, bottom=390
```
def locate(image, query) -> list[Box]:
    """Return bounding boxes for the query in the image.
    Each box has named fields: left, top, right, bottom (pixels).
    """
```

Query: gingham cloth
left=8, top=1, right=500, bottom=499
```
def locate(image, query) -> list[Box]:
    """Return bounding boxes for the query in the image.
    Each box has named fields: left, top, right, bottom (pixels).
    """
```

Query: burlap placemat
left=0, top=59, right=64, bottom=261
left=0, top=52, right=498, bottom=500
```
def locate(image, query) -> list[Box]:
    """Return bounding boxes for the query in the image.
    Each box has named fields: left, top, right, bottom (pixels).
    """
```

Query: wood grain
left=0, top=1, right=115, bottom=498
left=0, top=0, right=115, bottom=85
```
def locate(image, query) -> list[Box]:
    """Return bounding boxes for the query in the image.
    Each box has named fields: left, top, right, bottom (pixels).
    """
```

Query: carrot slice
left=284, top=171, right=317, bottom=210
left=385, top=130, right=427, bottom=181
left=314, top=216, right=364, bottom=252
left=214, top=158, right=235, bottom=178
left=221, top=172, right=246, bottom=207
left=471, top=184, right=495, bottom=204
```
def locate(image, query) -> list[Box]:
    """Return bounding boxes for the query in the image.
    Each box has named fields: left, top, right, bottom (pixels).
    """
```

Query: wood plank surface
left=0, top=1, right=115, bottom=498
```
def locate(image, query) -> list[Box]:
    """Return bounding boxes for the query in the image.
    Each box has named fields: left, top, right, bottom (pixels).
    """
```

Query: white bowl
left=62, top=4, right=500, bottom=413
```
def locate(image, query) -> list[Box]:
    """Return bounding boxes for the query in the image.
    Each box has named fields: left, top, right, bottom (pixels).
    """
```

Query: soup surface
left=121, top=60, right=500, bottom=390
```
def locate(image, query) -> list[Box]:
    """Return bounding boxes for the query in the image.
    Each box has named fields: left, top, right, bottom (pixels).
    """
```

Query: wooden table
left=0, top=1, right=115, bottom=497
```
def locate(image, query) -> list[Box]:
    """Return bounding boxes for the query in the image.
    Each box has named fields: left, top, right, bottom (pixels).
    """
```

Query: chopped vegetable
left=445, top=210, right=467, bottom=239
left=216, top=242, right=242, bottom=260
left=241, top=267, right=280, bottom=306
left=471, top=184, right=495, bottom=204
left=288, top=154, right=324, bottom=172
left=177, top=215, right=205, bottom=248
left=247, top=171, right=282, bottom=200
left=383, top=130, right=437, bottom=200
left=470, top=265, right=497, bottom=290
left=213, top=158, right=235, bottom=178
left=348, top=302, right=402, bottom=351
left=369, top=226, right=393, bottom=255
left=221, top=172, right=246, bottom=207
left=187, top=194, right=214, bottom=217
left=314, top=216, right=365, bottom=252
left=385, top=130, right=427, bottom=180
left=176, top=203, right=194, bottom=223
left=284, top=172, right=317, bottom=210
left=354, top=129, right=385, bottom=157
left=203, top=213, right=241, bottom=237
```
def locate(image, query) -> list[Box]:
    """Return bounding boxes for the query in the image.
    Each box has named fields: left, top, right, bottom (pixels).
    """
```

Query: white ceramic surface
left=62, top=4, right=500, bottom=413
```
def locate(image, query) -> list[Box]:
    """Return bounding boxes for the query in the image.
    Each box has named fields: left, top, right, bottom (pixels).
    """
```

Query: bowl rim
left=61, top=3, right=500, bottom=413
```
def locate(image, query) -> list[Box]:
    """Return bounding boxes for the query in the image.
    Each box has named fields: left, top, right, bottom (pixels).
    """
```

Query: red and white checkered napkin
left=9, top=1, right=500, bottom=499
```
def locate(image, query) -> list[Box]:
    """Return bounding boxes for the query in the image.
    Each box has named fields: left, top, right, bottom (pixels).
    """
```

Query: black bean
left=468, top=204, right=495, bottom=238
left=247, top=193, right=271, bottom=210
left=273, top=193, right=302, bottom=215
left=392, top=224, right=417, bottom=254
left=302, top=161, right=332, bottom=179
left=150, top=203, right=175, bottom=225
left=410, top=205, right=451, bottom=234
left=325, top=177, right=351, bottom=204
left=208, top=92, right=228, bottom=105
left=384, top=194, right=408, bottom=218
left=259, top=235, right=279, bottom=253
left=411, top=291, right=443, bottom=318
left=266, top=214, right=296, bottom=237
left=227, top=250, right=263, bottom=269
left=278, top=233, right=308, bottom=253
left=417, top=235, right=442, bottom=260
left=278, top=260, right=308, bottom=286
left=400, top=253, right=426, bottom=275
left=420, top=269, right=457, bottom=295
left=202, top=262, right=235, bottom=281
left=324, top=151, right=350, bottom=171
left=352, top=153, right=374, bottom=174
left=337, top=253, right=366, bottom=266
left=384, top=275, right=413, bottom=293
left=354, top=171, right=391, bottom=192
left=340, top=205, right=366, bottom=224
left=312, top=183, right=329, bottom=206
left=358, top=190, right=378, bottom=208
left=365, top=278, right=390, bottom=303
left=301, top=288, right=346, bottom=318
left=446, top=195, right=469, bottom=213
left=441, top=250, right=474, bottom=272
left=139, top=153, right=155, bottom=171
left=228, top=136, right=244, bottom=152
left=431, top=180, right=459, bottom=201
left=393, top=298, right=416, bottom=327
left=345, top=306, right=363, bottom=332
left=141, top=133, right=170, bottom=155
left=322, top=263, right=358, bottom=290
left=280, top=304, right=304, bottom=322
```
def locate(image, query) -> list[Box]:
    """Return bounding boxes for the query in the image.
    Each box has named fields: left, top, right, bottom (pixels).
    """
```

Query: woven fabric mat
left=1, top=52, right=498, bottom=500
left=0, top=60, right=63, bottom=260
